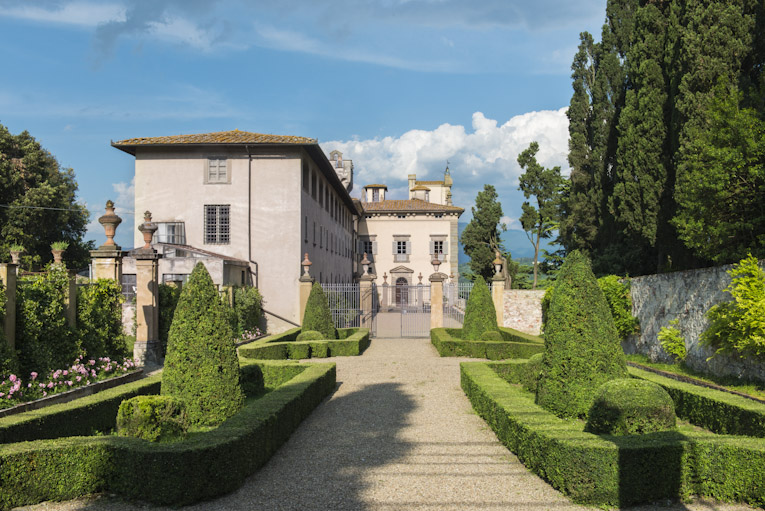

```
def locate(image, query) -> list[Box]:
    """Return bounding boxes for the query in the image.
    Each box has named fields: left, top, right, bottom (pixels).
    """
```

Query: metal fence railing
left=322, top=283, right=361, bottom=329
left=443, top=282, right=476, bottom=327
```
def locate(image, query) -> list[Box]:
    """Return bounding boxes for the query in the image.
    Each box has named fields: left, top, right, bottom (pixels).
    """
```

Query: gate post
left=360, top=274, right=374, bottom=329
left=90, top=200, right=125, bottom=282
left=298, top=253, right=314, bottom=325
left=0, top=263, right=17, bottom=350
left=429, top=273, right=444, bottom=329
left=492, top=275, right=505, bottom=328
left=131, top=212, right=162, bottom=366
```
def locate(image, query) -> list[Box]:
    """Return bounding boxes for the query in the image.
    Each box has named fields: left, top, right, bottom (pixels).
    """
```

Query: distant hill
left=458, top=222, right=556, bottom=264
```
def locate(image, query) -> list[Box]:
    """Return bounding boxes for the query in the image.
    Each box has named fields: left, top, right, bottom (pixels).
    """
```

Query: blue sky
left=0, top=0, right=606, bottom=256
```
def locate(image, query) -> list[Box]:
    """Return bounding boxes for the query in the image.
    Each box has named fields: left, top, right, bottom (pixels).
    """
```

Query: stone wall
left=626, top=260, right=765, bottom=382
left=502, top=290, right=546, bottom=335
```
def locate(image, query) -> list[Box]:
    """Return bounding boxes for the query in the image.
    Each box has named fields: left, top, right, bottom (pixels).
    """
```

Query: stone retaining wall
left=626, top=260, right=765, bottom=382
left=502, top=290, right=546, bottom=335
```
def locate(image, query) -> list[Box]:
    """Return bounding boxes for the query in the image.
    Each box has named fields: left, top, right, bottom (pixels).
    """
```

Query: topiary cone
left=462, top=275, right=500, bottom=340
left=535, top=251, right=628, bottom=418
left=302, top=282, right=337, bottom=339
left=161, top=263, right=243, bottom=427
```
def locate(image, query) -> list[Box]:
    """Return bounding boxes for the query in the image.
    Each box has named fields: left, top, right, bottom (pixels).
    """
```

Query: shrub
left=702, top=254, right=765, bottom=359
left=296, top=330, right=325, bottom=341
left=597, top=275, right=640, bottom=340
left=15, top=264, right=78, bottom=376
left=659, top=319, right=686, bottom=362
left=161, top=263, right=243, bottom=427
left=536, top=251, right=628, bottom=418
left=158, top=283, right=181, bottom=357
left=585, top=378, right=676, bottom=435
left=116, top=395, right=187, bottom=442
left=233, top=286, right=263, bottom=333
left=77, top=279, right=127, bottom=360
left=462, top=276, right=499, bottom=340
left=302, top=283, right=337, bottom=339
left=480, top=330, right=503, bottom=342
left=521, top=353, right=544, bottom=392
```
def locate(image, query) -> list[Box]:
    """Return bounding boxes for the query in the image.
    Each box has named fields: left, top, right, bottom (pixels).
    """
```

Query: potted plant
left=8, top=244, right=24, bottom=265
left=50, top=241, right=69, bottom=265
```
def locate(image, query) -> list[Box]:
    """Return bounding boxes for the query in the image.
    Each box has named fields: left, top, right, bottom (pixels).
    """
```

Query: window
left=204, top=205, right=230, bottom=244
left=319, top=181, right=324, bottom=207
left=393, top=238, right=410, bottom=262
left=304, top=216, right=308, bottom=242
left=372, top=189, right=379, bottom=202
left=206, top=158, right=229, bottom=184
left=121, top=274, right=136, bottom=301
left=312, top=172, right=318, bottom=200
left=325, top=187, right=330, bottom=212
left=434, top=213, right=443, bottom=218
left=302, top=161, right=309, bottom=192
left=425, top=191, right=430, bottom=202
left=397, top=214, right=406, bottom=219
left=313, top=221, right=316, bottom=246
left=153, top=222, right=186, bottom=244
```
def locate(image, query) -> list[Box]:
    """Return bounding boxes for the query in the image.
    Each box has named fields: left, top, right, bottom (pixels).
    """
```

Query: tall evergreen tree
left=517, top=142, right=564, bottom=289
left=0, top=124, right=91, bottom=269
left=460, top=185, right=504, bottom=282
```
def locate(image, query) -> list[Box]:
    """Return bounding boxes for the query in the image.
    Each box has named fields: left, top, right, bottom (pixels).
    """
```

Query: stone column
left=131, top=211, right=161, bottom=366
left=429, top=273, right=444, bottom=329
left=0, top=264, right=17, bottom=350
left=360, top=275, right=374, bottom=329
left=298, top=253, right=314, bottom=325
left=90, top=200, right=125, bottom=282
left=492, top=275, right=505, bottom=328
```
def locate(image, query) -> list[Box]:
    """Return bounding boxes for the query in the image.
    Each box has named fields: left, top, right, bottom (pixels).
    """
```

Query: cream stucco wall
left=131, top=145, right=355, bottom=330
left=358, top=212, right=460, bottom=286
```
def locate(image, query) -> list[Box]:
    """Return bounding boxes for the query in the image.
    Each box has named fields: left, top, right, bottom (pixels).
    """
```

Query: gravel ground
left=17, top=337, right=758, bottom=511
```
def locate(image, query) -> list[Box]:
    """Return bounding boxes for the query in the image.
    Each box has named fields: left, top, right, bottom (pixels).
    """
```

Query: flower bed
left=431, top=327, right=544, bottom=359
left=238, top=327, right=370, bottom=360
left=0, top=356, right=138, bottom=411
left=461, top=360, right=765, bottom=508
left=0, top=360, right=336, bottom=508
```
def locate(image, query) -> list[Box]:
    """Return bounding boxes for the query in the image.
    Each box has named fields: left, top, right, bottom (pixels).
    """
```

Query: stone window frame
left=205, top=157, right=231, bottom=184
left=204, top=204, right=230, bottom=244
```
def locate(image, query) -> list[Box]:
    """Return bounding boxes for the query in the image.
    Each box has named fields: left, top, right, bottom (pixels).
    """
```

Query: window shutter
left=225, top=159, right=231, bottom=182
left=372, top=241, right=377, bottom=255
left=392, top=241, right=397, bottom=254
left=429, top=240, right=435, bottom=254
left=443, top=241, right=448, bottom=254
left=406, top=241, right=411, bottom=255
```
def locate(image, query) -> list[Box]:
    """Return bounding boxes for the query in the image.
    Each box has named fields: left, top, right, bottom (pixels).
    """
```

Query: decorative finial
left=137, top=210, right=157, bottom=249
left=98, top=200, right=122, bottom=249
left=302, top=253, right=313, bottom=277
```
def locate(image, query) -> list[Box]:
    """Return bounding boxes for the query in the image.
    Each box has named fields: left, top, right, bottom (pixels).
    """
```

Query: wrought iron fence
left=322, top=283, right=361, bottom=329
left=443, top=281, right=476, bottom=327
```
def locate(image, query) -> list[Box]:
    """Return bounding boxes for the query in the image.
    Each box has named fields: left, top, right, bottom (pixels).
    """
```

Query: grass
left=625, top=353, right=765, bottom=400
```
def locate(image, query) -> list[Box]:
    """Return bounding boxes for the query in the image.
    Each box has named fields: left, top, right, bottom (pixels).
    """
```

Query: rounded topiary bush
left=296, top=329, right=325, bottom=341
left=585, top=378, right=676, bottom=436
left=536, top=251, right=628, bottom=418
left=302, top=283, right=337, bottom=340
left=480, top=330, right=503, bottom=342
left=462, top=276, right=499, bottom=340
left=161, top=263, right=244, bottom=427
left=116, top=395, right=188, bottom=442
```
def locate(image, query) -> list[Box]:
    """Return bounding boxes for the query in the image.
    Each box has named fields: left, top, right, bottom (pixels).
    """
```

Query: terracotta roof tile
left=415, top=180, right=444, bottom=185
left=364, top=184, right=388, bottom=188
left=410, top=185, right=431, bottom=191
left=113, top=130, right=316, bottom=147
left=361, top=199, right=463, bottom=213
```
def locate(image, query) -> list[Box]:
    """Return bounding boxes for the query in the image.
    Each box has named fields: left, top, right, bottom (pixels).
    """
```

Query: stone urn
left=137, top=211, right=158, bottom=249
left=9, top=250, right=22, bottom=265
left=98, top=200, right=122, bottom=250
left=51, top=249, right=64, bottom=265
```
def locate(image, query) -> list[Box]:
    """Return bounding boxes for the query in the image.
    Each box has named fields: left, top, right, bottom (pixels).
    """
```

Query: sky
left=0, top=0, right=607, bottom=257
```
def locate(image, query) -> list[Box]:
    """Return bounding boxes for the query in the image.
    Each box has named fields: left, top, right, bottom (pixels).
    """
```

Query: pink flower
left=47, top=382, right=54, bottom=389
left=27, top=383, right=32, bottom=388
left=42, top=391, right=47, bottom=397
left=76, top=376, right=82, bottom=382
left=66, top=381, right=73, bottom=386
left=30, top=372, right=38, bottom=380
left=63, top=370, right=68, bottom=376
left=0, top=393, right=4, bottom=398
left=91, top=370, right=96, bottom=377
left=39, top=383, right=45, bottom=388
left=9, top=375, right=16, bottom=383
left=88, top=360, right=95, bottom=366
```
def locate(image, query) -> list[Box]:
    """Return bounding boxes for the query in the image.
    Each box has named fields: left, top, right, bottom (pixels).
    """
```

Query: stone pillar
left=429, top=273, right=444, bottom=329
left=131, top=211, right=161, bottom=366
left=65, top=272, right=77, bottom=328
left=492, top=275, right=505, bottom=328
left=90, top=199, right=125, bottom=282
left=0, top=264, right=17, bottom=350
left=298, top=253, right=314, bottom=325
left=360, top=275, right=374, bottom=329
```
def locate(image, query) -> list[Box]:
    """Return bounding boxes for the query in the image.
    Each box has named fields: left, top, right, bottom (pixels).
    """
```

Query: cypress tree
left=536, top=251, right=627, bottom=419
left=161, top=263, right=243, bottom=427
left=460, top=185, right=505, bottom=281
left=302, top=282, right=337, bottom=339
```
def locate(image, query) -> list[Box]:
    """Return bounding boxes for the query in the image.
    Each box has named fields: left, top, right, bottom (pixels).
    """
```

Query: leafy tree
left=674, top=80, right=765, bottom=263
left=0, top=124, right=91, bottom=269
left=162, top=263, right=243, bottom=427
left=460, top=185, right=505, bottom=282
left=517, top=142, right=564, bottom=289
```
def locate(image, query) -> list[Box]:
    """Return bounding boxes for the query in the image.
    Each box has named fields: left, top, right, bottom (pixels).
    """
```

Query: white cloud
left=322, top=108, right=570, bottom=195
left=500, top=215, right=524, bottom=231
left=112, top=177, right=135, bottom=215
left=0, top=2, right=125, bottom=27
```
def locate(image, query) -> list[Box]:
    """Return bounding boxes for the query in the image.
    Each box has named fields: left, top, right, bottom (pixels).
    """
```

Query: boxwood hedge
left=430, top=327, right=544, bottom=360
left=239, top=327, right=370, bottom=360
left=465, top=360, right=765, bottom=507
left=0, top=361, right=336, bottom=508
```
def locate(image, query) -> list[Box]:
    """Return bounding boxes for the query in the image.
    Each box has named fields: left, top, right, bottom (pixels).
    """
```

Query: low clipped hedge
left=431, top=327, right=544, bottom=360
left=463, top=361, right=765, bottom=508
left=0, top=361, right=336, bottom=508
left=239, top=327, right=370, bottom=360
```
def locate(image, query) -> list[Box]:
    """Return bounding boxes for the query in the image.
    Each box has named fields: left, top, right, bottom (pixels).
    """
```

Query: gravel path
left=18, top=338, right=757, bottom=511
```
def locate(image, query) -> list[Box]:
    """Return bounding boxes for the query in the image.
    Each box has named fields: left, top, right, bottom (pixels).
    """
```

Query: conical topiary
left=161, top=263, right=243, bottom=427
left=535, top=251, right=628, bottom=418
left=462, top=275, right=500, bottom=340
left=302, top=282, right=337, bottom=339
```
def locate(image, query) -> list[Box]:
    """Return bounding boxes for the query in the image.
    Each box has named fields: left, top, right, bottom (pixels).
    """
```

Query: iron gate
left=398, top=284, right=431, bottom=337
left=443, top=281, right=473, bottom=327
left=322, top=283, right=377, bottom=336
